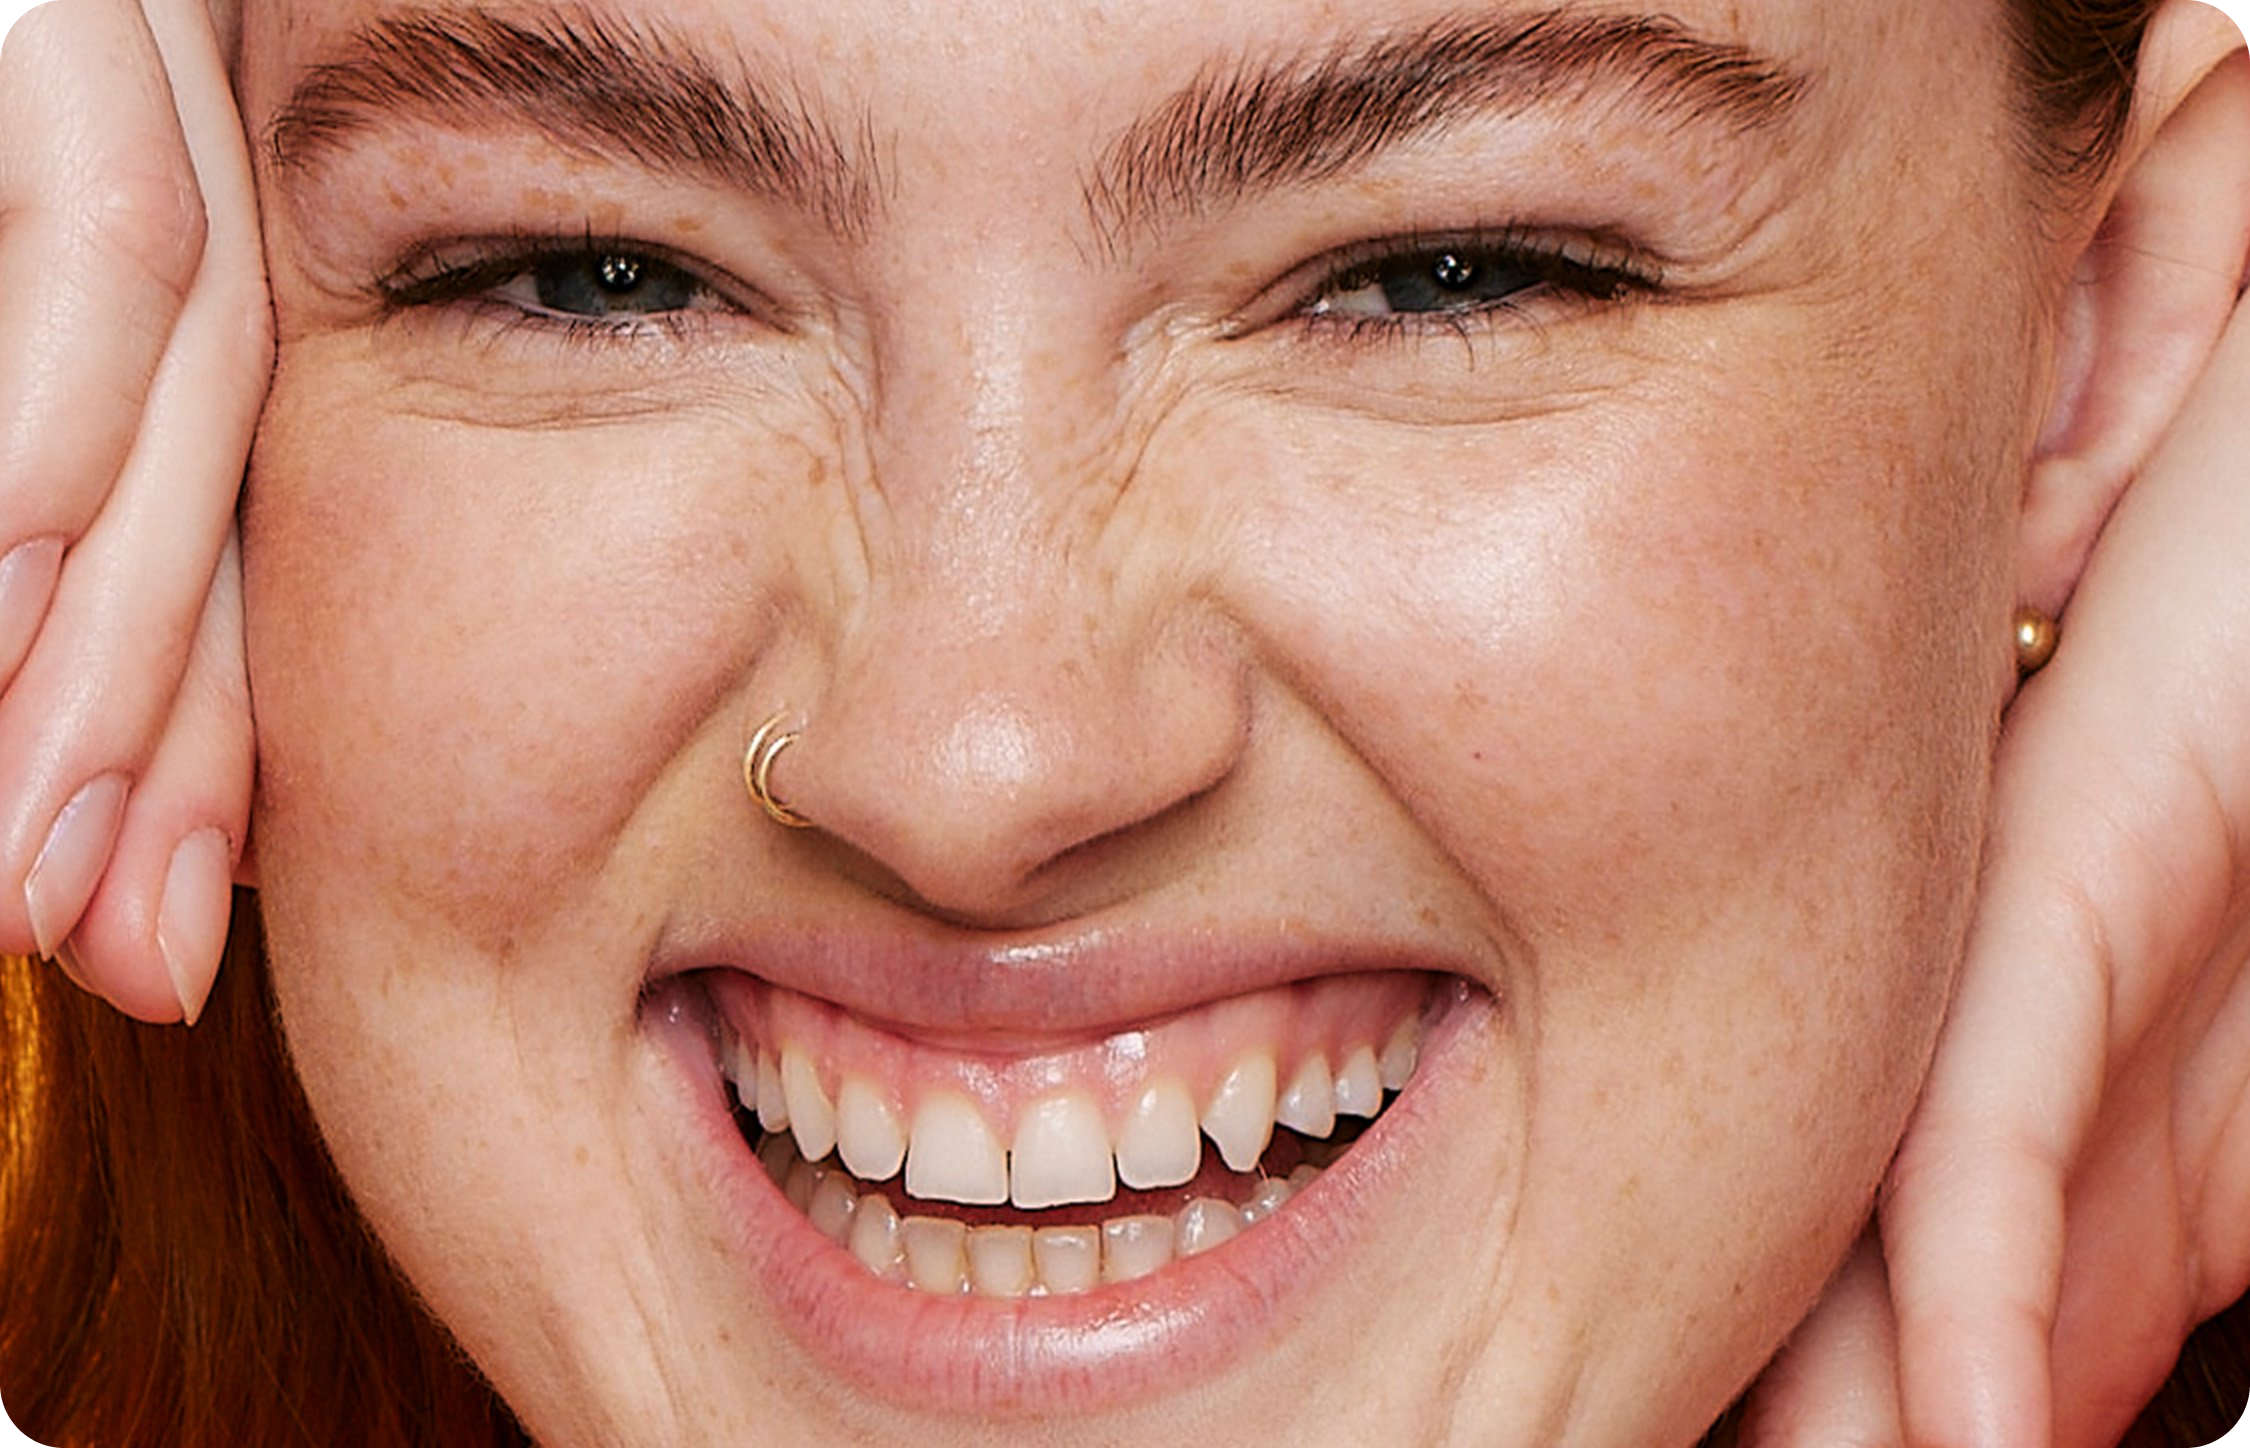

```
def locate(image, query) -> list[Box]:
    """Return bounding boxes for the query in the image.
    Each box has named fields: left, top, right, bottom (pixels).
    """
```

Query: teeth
left=759, top=1125, right=1333, bottom=1296
left=757, top=1130, right=796, bottom=1183
left=1010, top=1091, right=1117, bottom=1208
left=783, top=1158, right=822, bottom=1213
left=808, top=1171, right=859, bottom=1245
left=1334, top=1045, right=1383, bottom=1118
left=1240, top=1175, right=1294, bottom=1224
left=966, top=1225, right=1037, bottom=1298
left=1200, top=1054, right=1278, bottom=1172
left=724, top=1032, right=758, bottom=1108
left=1379, top=1019, right=1421, bottom=1091
left=1274, top=1054, right=1337, bottom=1138
left=905, top=1092, right=1009, bottom=1205
left=1174, top=1197, right=1244, bottom=1258
left=1101, top=1215, right=1175, bottom=1283
left=1033, top=1225, right=1102, bottom=1296
left=755, top=1052, right=790, bottom=1133
left=901, top=1216, right=970, bottom=1294
left=782, top=1049, right=837, bottom=1163
left=848, top=1192, right=904, bottom=1280
left=1115, top=1078, right=1202, bottom=1190
left=730, top=1008, right=1419, bottom=1295
left=835, top=1076, right=906, bottom=1182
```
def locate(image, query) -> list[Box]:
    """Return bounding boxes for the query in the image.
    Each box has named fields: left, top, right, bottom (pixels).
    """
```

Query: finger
left=1881, top=719, right=2121, bottom=1448
left=61, top=531, right=249, bottom=1023
left=1737, top=1232, right=1904, bottom=1448
left=0, top=0, right=205, bottom=562
left=0, top=0, right=268, bottom=959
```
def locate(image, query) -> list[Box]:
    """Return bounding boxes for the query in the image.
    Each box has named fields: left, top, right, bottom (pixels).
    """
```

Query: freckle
left=575, top=1145, right=591, bottom=1167
left=672, top=213, right=707, bottom=234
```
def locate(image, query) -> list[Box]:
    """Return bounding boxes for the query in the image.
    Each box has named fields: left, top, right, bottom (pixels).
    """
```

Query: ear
left=2018, top=3, right=2250, bottom=613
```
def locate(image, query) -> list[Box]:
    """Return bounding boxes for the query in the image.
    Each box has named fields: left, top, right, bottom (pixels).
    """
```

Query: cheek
left=241, top=364, right=819, bottom=944
left=1185, top=310, right=2019, bottom=1385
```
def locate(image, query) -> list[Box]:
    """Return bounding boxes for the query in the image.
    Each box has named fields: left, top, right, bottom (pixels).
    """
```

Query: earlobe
left=2016, top=7, right=2250, bottom=613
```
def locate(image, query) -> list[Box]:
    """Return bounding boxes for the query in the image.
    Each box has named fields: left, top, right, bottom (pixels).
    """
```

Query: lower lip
left=650, top=975, right=1494, bottom=1416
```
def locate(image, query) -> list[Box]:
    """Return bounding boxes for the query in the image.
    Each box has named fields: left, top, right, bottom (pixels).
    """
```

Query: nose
left=757, top=281, right=1250, bottom=922
left=772, top=573, right=1247, bottom=922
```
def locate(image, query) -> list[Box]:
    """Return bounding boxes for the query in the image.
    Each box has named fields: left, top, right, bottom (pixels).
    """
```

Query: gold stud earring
left=2014, top=606, right=2059, bottom=675
left=745, top=711, right=813, bottom=829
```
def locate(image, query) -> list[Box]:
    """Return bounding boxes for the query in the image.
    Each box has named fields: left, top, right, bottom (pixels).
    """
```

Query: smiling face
left=235, top=0, right=2057, bottom=1442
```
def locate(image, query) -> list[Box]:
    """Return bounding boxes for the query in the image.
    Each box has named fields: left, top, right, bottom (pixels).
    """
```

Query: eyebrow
left=264, top=6, right=878, bottom=237
left=1084, top=9, right=1809, bottom=244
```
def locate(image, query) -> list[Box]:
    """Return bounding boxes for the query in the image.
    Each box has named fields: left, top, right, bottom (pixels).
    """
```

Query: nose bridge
left=774, top=265, right=1245, bottom=920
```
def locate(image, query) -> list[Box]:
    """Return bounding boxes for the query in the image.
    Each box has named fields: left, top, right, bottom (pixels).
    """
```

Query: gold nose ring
left=745, top=711, right=814, bottom=829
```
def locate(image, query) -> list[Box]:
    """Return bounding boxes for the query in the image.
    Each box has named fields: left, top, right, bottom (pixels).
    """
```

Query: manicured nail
left=23, top=773, right=129, bottom=958
left=48, top=936, right=92, bottom=993
left=156, top=828, right=233, bottom=1027
left=0, top=535, right=65, bottom=683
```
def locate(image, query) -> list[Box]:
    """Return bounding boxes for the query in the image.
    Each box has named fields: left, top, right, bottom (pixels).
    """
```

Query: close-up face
left=232, top=0, right=2060, bottom=1442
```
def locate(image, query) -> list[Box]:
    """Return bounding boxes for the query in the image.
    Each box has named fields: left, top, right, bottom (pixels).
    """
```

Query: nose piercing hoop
left=745, top=711, right=814, bottom=829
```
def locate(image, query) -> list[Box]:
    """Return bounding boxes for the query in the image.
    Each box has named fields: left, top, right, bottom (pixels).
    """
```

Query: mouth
left=713, top=969, right=1430, bottom=1297
left=646, top=942, right=1493, bottom=1416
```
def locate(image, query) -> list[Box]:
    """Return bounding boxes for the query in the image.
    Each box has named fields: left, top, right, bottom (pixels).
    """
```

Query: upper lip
left=649, top=917, right=1478, bottom=1040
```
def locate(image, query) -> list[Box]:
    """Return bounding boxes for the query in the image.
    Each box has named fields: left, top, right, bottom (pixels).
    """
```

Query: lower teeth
left=751, top=1124, right=1343, bottom=1297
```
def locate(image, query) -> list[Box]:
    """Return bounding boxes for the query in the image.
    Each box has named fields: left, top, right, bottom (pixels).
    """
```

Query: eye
left=1299, top=234, right=1653, bottom=330
left=380, top=239, right=742, bottom=336
left=494, top=250, right=712, bottom=319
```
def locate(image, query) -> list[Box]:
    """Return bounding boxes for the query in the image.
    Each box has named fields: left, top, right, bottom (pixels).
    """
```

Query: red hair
left=1, top=910, right=526, bottom=1446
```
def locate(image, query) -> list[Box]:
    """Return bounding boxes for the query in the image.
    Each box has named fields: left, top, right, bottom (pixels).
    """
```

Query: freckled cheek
left=1208, top=390, right=2001, bottom=930
left=243, top=397, right=812, bottom=918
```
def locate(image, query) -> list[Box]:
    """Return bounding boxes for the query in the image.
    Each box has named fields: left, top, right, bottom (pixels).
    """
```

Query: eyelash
left=377, top=233, right=748, bottom=345
left=374, top=226, right=1658, bottom=354
left=1285, top=227, right=1662, bottom=344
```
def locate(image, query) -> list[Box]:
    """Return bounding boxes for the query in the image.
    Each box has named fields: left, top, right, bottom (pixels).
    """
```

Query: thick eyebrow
left=1085, top=9, right=1808, bottom=244
left=264, top=6, right=877, bottom=237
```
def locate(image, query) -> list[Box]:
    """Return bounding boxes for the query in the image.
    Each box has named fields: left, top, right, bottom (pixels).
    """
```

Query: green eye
left=1310, top=244, right=1638, bottom=322
left=517, top=251, right=706, bottom=317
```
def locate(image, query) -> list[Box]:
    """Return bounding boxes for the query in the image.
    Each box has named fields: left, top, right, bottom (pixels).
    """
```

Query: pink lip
left=648, top=919, right=1465, bottom=1039
left=646, top=956, right=1494, bottom=1416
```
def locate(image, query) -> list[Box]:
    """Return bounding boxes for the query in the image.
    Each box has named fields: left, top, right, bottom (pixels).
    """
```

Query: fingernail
left=156, top=828, right=232, bottom=1027
left=0, top=535, right=65, bottom=681
left=47, top=936, right=92, bottom=993
left=23, top=773, right=130, bottom=958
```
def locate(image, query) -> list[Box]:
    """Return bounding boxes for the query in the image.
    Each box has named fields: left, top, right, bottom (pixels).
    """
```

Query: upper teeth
left=721, top=1015, right=1422, bottom=1211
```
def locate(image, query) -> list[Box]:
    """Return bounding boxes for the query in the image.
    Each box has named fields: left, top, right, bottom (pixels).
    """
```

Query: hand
left=0, top=0, right=268, bottom=1023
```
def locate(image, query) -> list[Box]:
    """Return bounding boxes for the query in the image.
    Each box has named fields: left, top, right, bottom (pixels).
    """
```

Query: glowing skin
left=235, top=0, right=2055, bottom=1442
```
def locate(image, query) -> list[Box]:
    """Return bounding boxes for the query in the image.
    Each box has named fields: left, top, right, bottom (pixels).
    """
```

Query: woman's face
left=236, top=0, right=2055, bottom=1441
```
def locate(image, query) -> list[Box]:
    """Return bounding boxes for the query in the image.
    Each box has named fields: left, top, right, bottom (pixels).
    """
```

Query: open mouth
left=707, top=969, right=1433, bottom=1298
left=648, top=950, right=1488, bottom=1413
